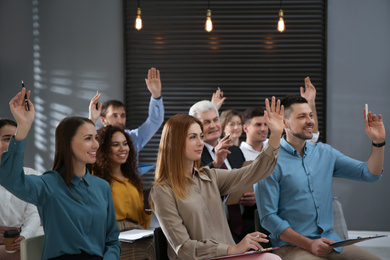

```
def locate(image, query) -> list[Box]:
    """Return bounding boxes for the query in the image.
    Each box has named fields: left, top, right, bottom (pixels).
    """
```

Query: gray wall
left=0, top=0, right=124, bottom=173
left=1, top=0, right=389, bottom=230
left=328, top=0, right=390, bottom=230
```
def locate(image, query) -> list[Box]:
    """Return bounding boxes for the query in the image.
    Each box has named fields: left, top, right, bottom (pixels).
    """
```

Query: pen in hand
left=96, top=90, right=99, bottom=110
left=21, top=80, right=30, bottom=111
left=218, top=87, right=223, bottom=98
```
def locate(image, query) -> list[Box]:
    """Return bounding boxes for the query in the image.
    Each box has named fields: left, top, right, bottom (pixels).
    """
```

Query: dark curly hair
left=93, top=125, right=143, bottom=193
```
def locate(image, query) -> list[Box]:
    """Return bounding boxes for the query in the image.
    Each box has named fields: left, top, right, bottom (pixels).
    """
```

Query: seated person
left=0, top=88, right=120, bottom=259
left=150, top=97, right=283, bottom=259
left=241, top=77, right=319, bottom=160
left=220, top=110, right=243, bottom=147
left=254, top=95, right=385, bottom=259
left=0, top=119, right=41, bottom=260
left=189, top=100, right=251, bottom=243
left=89, top=67, right=164, bottom=153
left=93, top=125, right=154, bottom=260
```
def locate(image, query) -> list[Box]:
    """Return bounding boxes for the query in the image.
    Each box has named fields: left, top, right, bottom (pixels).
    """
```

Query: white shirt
left=240, top=139, right=269, bottom=161
left=240, top=132, right=320, bottom=161
left=0, top=167, right=41, bottom=239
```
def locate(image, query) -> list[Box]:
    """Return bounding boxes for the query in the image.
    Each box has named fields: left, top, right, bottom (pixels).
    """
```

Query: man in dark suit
left=189, top=100, right=256, bottom=243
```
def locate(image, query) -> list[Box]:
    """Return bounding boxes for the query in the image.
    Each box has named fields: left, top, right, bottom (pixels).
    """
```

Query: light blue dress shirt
left=254, top=138, right=382, bottom=250
left=126, top=96, right=164, bottom=153
left=0, top=138, right=120, bottom=260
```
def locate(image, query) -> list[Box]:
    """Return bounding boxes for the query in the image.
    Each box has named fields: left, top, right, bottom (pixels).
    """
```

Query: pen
left=365, top=104, right=368, bottom=121
left=218, top=87, right=223, bottom=98
left=22, top=81, right=30, bottom=111
left=96, top=90, right=99, bottom=110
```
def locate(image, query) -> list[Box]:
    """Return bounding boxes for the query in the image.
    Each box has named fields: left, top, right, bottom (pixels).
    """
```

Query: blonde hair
left=153, top=114, right=203, bottom=201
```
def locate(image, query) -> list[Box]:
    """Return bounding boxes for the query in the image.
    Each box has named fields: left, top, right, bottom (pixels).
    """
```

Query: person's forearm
left=14, top=124, right=31, bottom=141
left=308, top=101, right=319, bottom=133
left=367, top=145, right=385, bottom=176
left=267, top=130, right=282, bottom=149
left=279, top=227, right=313, bottom=252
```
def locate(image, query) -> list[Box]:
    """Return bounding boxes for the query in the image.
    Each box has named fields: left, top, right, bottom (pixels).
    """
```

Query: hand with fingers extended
left=227, top=232, right=268, bottom=255
left=9, top=88, right=35, bottom=141
left=89, top=92, right=102, bottom=124
left=145, top=67, right=162, bottom=99
left=310, top=237, right=335, bottom=258
left=264, top=97, right=284, bottom=149
left=300, top=77, right=316, bottom=104
left=264, top=97, right=284, bottom=136
left=212, top=135, right=232, bottom=168
left=211, top=88, right=226, bottom=110
left=364, top=109, right=386, bottom=144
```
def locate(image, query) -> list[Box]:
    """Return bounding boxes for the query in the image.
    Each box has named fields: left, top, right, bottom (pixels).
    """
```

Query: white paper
left=119, top=229, right=154, bottom=243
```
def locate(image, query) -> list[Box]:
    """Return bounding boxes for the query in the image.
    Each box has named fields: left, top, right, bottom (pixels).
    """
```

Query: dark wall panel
left=123, top=0, right=327, bottom=188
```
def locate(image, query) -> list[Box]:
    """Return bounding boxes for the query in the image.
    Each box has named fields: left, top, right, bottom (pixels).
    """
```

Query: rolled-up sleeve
left=254, top=170, right=290, bottom=239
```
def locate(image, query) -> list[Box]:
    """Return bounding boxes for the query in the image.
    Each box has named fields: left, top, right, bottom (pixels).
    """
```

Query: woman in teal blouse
left=0, top=88, right=120, bottom=260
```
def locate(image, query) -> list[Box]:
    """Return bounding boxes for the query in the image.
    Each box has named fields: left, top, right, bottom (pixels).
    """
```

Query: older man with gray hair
left=189, top=100, right=255, bottom=243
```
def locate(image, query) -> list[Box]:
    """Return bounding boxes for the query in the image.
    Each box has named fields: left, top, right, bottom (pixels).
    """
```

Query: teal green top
left=0, top=137, right=120, bottom=260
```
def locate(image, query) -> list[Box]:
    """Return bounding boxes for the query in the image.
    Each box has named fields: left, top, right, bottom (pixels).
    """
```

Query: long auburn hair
left=153, top=114, right=203, bottom=201
left=93, top=125, right=142, bottom=193
left=52, top=116, right=95, bottom=187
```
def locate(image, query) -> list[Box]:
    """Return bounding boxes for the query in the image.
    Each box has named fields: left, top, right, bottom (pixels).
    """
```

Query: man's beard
left=288, top=126, right=313, bottom=140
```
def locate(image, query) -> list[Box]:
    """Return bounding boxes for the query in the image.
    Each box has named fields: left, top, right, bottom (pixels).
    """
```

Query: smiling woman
left=150, top=105, right=284, bottom=260
left=93, top=125, right=155, bottom=260
left=0, top=88, right=120, bottom=259
left=220, top=110, right=243, bottom=146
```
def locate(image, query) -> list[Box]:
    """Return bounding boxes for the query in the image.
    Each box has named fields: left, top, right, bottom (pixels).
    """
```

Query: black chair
left=254, top=209, right=272, bottom=249
left=154, top=227, right=169, bottom=260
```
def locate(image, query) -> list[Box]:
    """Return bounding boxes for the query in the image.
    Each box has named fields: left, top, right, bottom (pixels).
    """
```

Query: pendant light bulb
left=135, top=7, right=142, bottom=30
left=277, top=9, right=285, bottom=33
left=205, top=9, right=213, bottom=32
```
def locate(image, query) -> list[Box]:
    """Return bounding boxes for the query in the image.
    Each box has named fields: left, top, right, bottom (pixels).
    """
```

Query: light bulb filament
left=205, top=9, right=213, bottom=32
left=135, top=7, right=142, bottom=30
left=277, top=9, right=285, bottom=33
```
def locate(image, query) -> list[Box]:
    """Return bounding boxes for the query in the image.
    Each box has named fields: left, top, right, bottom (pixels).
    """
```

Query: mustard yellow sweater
left=110, top=176, right=151, bottom=229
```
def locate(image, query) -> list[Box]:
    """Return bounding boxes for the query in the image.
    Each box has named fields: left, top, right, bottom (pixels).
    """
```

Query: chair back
left=20, top=235, right=44, bottom=260
left=154, top=227, right=169, bottom=260
left=254, top=209, right=272, bottom=248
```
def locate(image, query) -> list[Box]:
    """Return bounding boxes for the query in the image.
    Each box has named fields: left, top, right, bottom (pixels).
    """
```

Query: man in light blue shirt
left=254, top=95, right=385, bottom=259
left=89, top=67, right=164, bottom=153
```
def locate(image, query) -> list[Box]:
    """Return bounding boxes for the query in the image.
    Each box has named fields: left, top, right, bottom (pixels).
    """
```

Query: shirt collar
left=193, top=168, right=212, bottom=182
left=204, top=142, right=215, bottom=154
left=281, top=137, right=310, bottom=157
left=70, top=170, right=91, bottom=186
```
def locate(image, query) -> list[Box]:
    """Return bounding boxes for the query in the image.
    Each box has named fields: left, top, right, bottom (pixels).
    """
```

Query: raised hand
left=300, top=77, right=316, bottom=103
left=212, top=134, right=232, bottom=168
left=364, top=109, right=385, bottom=143
left=264, top=96, right=284, bottom=136
left=9, top=88, right=35, bottom=141
left=145, top=67, right=162, bottom=99
left=89, top=92, right=102, bottom=124
left=211, top=88, right=226, bottom=110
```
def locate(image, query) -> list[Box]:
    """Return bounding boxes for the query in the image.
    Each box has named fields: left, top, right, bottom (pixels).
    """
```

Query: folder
left=329, top=235, right=387, bottom=247
left=206, top=247, right=279, bottom=259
